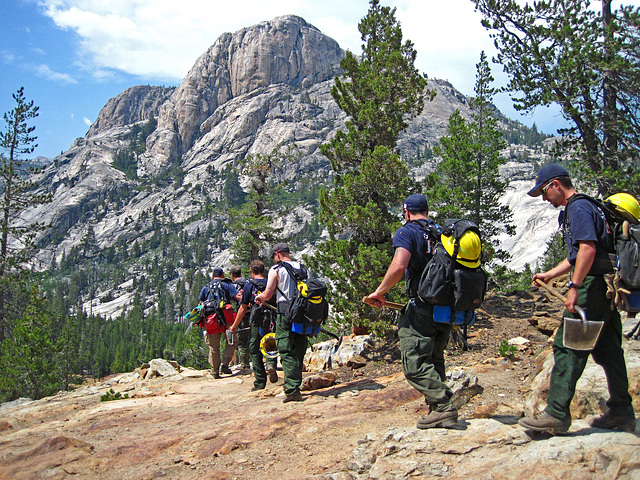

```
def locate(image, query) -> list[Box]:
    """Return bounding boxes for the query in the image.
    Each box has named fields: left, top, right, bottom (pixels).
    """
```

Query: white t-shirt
left=274, top=260, right=300, bottom=303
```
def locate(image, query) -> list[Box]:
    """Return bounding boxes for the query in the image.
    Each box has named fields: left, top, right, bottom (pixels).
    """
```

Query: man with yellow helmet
left=521, top=164, right=635, bottom=433
left=366, top=194, right=461, bottom=429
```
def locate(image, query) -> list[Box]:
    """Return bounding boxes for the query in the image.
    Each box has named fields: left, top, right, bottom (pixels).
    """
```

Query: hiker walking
left=255, top=243, right=307, bottom=403
left=198, top=267, right=241, bottom=379
left=230, top=265, right=251, bottom=371
left=520, top=164, right=636, bottom=433
left=366, top=194, right=460, bottom=429
left=230, top=260, right=279, bottom=390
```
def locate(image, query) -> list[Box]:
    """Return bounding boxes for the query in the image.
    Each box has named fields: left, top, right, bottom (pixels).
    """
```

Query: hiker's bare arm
left=532, top=258, right=572, bottom=286
left=230, top=303, right=249, bottom=333
left=255, top=268, right=278, bottom=305
left=367, top=247, right=411, bottom=308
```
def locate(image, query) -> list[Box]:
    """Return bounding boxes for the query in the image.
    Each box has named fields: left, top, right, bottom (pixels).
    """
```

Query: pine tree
left=427, top=52, right=515, bottom=263
left=473, top=0, right=640, bottom=196
left=228, top=144, right=293, bottom=266
left=0, top=286, right=57, bottom=401
left=0, top=88, right=51, bottom=342
left=309, top=0, right=432, bottom=332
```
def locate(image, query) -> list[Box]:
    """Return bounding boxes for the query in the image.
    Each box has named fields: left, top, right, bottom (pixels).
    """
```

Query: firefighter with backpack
left=366, top=194, right=485, bottom=430
left=198, top=267, right=242, bottom=379
left=255, top=243, right=310, bottom=403
left=520, top=164, right=636, bottom=433
left=229, top=260, right=279, bottom=391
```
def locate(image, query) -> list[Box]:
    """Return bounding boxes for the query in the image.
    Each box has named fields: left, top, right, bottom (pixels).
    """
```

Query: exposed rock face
left=87, top=85, right=175, bottom=137
left=142, top=15, right=344, bottom=173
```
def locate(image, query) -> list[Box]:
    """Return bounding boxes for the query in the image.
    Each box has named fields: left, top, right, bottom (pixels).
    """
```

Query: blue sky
left=1, top=0, right=636, bottom=159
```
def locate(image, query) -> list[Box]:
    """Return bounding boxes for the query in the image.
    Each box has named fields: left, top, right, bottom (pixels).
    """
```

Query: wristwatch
left=567, top=280, right=581, bottom=289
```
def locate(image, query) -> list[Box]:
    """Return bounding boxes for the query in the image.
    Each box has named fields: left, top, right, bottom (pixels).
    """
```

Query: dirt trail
left=1, top=287, right=623, bottom=480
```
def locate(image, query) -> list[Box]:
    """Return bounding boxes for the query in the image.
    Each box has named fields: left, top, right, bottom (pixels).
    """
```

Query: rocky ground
left=1, top=283, right=639, bottom=480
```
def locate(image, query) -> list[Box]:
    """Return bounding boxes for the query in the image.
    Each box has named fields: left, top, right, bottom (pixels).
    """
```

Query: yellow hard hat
left=606, top=193, right=639, bottom=224
left=441, top=230, right=482, bottom=268
left=259, top=332, right=279, bottom=358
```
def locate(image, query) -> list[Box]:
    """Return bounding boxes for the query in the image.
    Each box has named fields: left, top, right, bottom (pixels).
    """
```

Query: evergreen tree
left=228, top=144, right=292, bottom=266
left=55, top=315, right=80, bottom=391
left=310, top=0, right=432, bottom=332
left=473, top=0, right=640, bottom=196
left=0, top=286, right=57, bottom=401
left=0, top=88, right=50, bottom=342
left=427, top=52, right=515, bottom=263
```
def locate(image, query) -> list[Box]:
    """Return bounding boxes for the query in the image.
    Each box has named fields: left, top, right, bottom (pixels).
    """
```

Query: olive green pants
left=236, top=328, right=251, bottom=368
left=545, top=275, right=634, bottom=420
left=398, top=299, right=455, bottom=409
left=249, top=323, right=277, bottom=388
left=274, top=307, right=308, bottom=396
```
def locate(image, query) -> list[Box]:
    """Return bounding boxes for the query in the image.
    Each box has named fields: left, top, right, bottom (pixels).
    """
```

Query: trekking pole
left=362, top=296, right=404, bottom=310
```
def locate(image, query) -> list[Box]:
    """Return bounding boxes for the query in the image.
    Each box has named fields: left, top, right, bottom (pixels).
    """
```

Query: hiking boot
left=251, top=385, right=265, bottom=392
left=220, top=365, right=232, bottom=375
left=212, top=373, right=221, bottom=379
left=283, top=392, right=305, bottom=403
left=267, top=366, right=278, bottom=384
left=416, top=408, right=458, bottom=429
left=518, top=412, right=571, bottom=433
left=591, top=412, right=636, bottom=432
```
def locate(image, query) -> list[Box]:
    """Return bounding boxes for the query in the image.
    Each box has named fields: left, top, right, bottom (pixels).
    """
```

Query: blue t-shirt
left=240, top=278, right=267, bottom=306
left=560, top=197, right=613, bottom=265
left=393, top=219, right=439, bottom=298
left=198, top=279, right=238, bottom=304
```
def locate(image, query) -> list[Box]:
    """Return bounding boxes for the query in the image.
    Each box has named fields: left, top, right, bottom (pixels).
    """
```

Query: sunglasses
left=541, top=180, right=555, bottom=196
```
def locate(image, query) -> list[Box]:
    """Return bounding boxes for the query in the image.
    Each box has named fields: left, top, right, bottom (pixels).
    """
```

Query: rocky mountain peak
left=87, top=85, right=175, bottom=137
left=142, top=15, right=344, bottom=175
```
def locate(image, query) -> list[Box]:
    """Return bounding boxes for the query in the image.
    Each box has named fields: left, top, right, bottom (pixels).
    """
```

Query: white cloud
left=37, top=0, right=495, bottom=92
left=33, top=64, right=78, bottom=84
left=83, top=117, right=92, bottom=126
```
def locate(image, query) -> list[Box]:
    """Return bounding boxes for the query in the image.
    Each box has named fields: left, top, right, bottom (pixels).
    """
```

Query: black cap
left=212, top=267, right=224, bottom=277
left=270, top=243, right=290, bottom=258
left=528, top=164, right=570, bottom=197
left=403, top=194, right=429, bottom=212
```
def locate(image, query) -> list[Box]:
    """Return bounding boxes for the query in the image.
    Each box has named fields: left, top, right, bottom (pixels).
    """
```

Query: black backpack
left=559, top=193, right=640, bottom=312
left=277, top=261, right=329, bottom=333
left=417, top=219, right=487, bottom=324
left=203, top=279, right=232, bottom=326
left=248, top=279, right=277, bottom=334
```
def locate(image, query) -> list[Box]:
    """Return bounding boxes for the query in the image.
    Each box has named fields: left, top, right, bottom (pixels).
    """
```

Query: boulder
left=305, top=335, right=374, bottom=372
left=525, top=339, right=640, bottom=418
left=144, top=359, right=180, bottom=379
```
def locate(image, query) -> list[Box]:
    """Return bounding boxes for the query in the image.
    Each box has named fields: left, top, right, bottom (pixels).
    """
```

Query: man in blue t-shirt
left=366, top=194, right=459, bottom=430
left=520, top=164, right=635, bottom=433
left=198, top=267, right=241, bottom=378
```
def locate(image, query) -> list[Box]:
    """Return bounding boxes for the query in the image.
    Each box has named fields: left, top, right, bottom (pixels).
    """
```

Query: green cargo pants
left=249, top=323, right=277, bottom=389
left=398, top=299, right=455, bottom=409
left=236, top=325, right=252, bottom=368
left=545, top=275, right=634, bottom=420
left=274, top=304, right=307, bottom=396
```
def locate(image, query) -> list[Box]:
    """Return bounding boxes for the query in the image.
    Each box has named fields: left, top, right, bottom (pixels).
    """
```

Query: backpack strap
left=275, top=260, right=307, bottom=302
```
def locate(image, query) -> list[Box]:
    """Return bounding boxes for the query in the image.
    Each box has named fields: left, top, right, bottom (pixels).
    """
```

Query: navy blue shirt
left=393, top=219, right=439, bottom=298
left=240, top=278, right=267, bottom=306
left=198, top=279, right=238, bottom=304
left=560, top=197, right=613, bottom=265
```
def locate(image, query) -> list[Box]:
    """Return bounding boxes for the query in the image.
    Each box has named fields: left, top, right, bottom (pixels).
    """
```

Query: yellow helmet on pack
left=260, top=332, right=278, bottom=359
left=606, top=193, right=639, bottom=224
left=441, top=230, right=482, bottom=268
